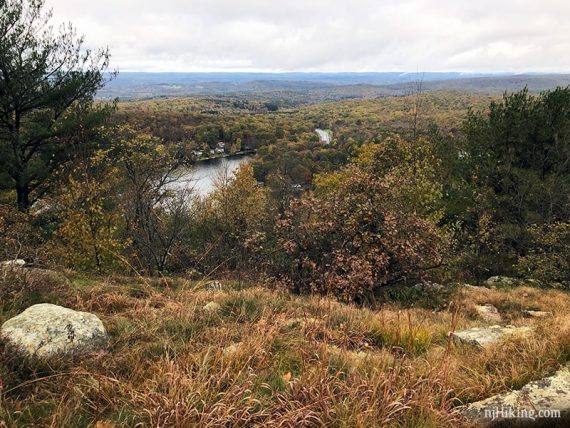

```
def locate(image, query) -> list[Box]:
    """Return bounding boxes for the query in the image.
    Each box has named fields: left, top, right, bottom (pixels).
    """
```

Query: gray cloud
left=46, top=0, right=570, bottom=72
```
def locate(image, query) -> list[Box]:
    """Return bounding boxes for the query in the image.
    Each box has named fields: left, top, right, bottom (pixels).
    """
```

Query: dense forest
left=3, top=74, right=569, bottom=293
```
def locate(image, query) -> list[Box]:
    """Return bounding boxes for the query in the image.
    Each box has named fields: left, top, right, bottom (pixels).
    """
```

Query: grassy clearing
left=1, top=272, right=569, bottom=427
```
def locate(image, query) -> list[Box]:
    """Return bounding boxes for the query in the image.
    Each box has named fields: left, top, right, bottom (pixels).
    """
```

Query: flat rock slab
left=460, top=367, right=570, bottom=426
left=1, top=303, right=107, bottom=360
left=451, top=325, right=533, bottom=348
left=475, top=304, right=503, bottom=323
left=523, top=310, right=552, bottom=318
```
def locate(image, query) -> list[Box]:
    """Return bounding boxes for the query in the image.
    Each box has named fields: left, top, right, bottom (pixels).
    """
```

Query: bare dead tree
left=406, top=72, right=426, bottom=140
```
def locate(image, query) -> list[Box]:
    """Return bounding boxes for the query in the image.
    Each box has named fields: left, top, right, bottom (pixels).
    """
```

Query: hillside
left=1, top=268, right=570, bottom=426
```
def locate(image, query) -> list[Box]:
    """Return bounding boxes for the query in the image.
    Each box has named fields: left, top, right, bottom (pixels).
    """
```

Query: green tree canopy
left=0, top=0, right=114, bottom=211
left=445, top=87, right=570, bottom=279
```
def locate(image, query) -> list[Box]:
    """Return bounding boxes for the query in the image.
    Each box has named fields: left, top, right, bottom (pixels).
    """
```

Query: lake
left=170, top=154, right=253, bottom=198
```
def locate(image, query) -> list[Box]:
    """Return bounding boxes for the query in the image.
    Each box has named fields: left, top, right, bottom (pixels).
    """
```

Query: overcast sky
left=45, top=0, right=570, bottom=73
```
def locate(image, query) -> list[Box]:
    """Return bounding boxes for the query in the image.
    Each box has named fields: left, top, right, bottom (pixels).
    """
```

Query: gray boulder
left=1, top=303, right=107, bottom=360
left=451, top=325, right=533, bottom=348
left=460, top=366, right=570, bottom=426
left=474, top=304, right=502, bottom=323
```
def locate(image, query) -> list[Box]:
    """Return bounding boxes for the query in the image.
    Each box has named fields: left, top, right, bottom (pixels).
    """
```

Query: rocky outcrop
left=460, top=366, right=570, bottom=426
left=483, top=276, right=542, bottom=288
left=1, top=303, right=107, bottom=360
left=451, top=325, right=533, bottom=348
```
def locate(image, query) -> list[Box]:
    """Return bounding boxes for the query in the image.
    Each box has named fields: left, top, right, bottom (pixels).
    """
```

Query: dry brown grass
left=1, top=273, right=569, bottom=427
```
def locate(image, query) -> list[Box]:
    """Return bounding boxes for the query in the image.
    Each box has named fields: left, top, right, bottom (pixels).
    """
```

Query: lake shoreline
left=193, top=149, right=257, bottom=164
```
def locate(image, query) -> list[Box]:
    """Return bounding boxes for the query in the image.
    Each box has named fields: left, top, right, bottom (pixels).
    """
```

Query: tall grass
left=1, top=271, right=569, bottom=426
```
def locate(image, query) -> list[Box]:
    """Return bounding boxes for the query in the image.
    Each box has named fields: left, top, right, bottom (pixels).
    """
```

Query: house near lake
left=215, top=141, right=226, bottom=154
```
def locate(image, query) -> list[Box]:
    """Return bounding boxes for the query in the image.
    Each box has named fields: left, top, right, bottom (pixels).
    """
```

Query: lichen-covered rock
left=1, top=304, right=107, bottom=360
left=451, top=325, right=533, bottom=348
left=474, top=304, right=502, bottom=323
left=460, top=366, right=570, bottom=426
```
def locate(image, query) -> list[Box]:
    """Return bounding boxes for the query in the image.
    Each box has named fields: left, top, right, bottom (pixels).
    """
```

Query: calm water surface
left=171, top=154, right=253, bottom=198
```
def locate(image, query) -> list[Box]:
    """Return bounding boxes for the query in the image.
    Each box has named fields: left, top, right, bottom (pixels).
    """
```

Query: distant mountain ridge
left=98, top=72, right=570, bottom=101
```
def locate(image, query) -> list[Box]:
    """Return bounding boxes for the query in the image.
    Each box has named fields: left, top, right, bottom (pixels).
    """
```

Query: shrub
left=269, top=137, right=448, bottom=302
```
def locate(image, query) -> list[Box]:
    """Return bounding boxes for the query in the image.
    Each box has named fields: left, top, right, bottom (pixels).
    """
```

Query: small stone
left=474, top=304, right=502, bottom=323
left=1, top=259, right=26, bottom=267
left=203, top=301, right=221, bottom=313
left=460, top=366, right=570, bottom=425
left=451, top=325, right=533, bottom=348
left=1, top=303, right=107, bottom=360
left=222, top=342, right=242, bottom=357
left=283, top=317, right=322, bottom=329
